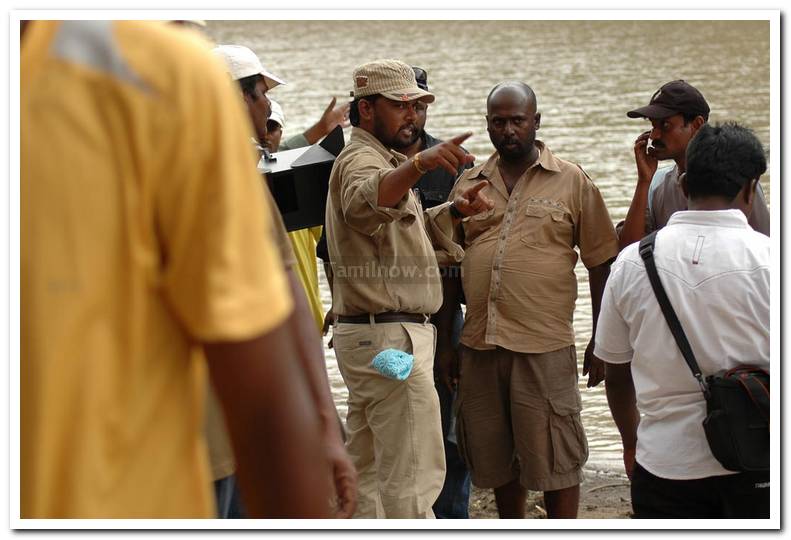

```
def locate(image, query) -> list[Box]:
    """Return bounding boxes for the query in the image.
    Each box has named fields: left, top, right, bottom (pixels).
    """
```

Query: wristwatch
left=449, top=202, right=464, bottom=219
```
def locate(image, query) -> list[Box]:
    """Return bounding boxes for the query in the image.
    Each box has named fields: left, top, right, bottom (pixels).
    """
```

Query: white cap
left=268, top=99, right=285, bottom=128
left=211, top=44, right=286, bottom=90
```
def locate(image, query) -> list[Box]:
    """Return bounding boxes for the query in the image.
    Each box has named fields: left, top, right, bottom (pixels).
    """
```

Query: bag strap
left=639, top=232, right=710, bottom=398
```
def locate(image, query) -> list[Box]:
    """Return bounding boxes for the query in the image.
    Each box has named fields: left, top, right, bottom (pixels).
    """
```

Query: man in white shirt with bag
left=595, top=122, right=769, bottom=518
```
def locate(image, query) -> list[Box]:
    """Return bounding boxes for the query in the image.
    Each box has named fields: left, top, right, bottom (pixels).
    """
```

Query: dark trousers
left=432, top=307, right=471, bottom=519
left=433, top=381, right=472, bottom=518
left=214, top=475, right=247, bottom=518
left=631, top=462, right=769, bottom=519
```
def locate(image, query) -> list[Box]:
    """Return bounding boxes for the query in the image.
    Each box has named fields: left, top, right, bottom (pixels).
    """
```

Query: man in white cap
left=213, top=44, right=349, bottom=154
left=212, top=44, right=286, bottom=148
left=264, top=99, right=287, bottom=153
left=209, top=44, right=358, bottom=519
left=325, top=58, right=494, bottom=518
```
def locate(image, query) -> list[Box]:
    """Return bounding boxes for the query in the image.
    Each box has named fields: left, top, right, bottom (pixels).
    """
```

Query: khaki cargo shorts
left=456, top=345, right=588, bottom=492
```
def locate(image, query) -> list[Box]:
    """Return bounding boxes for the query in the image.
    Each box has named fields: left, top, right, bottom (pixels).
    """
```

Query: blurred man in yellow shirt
left=21, top=20, right=333, bottom=518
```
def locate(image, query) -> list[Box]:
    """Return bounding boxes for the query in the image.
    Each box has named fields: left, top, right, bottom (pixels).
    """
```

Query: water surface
left=208, top=19, right=770, bottom=470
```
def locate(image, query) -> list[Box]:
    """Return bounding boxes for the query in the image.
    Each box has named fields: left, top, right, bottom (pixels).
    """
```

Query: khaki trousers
left=333, top=320, right=445, bottom=518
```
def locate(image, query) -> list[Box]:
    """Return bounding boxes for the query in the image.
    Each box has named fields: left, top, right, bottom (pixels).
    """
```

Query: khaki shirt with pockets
left=451, top=141, right=619, bottom=354
left=326, top=127, right=461, bottom=316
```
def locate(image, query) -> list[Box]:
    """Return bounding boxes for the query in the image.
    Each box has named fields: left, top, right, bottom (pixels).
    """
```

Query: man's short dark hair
left=238, top=74, right=264, bottom=100
left=685, top=122, right=767, bottom=201
left=349, top=94, right=380, bottom=127
left=681, top=111, right=707, bottom=124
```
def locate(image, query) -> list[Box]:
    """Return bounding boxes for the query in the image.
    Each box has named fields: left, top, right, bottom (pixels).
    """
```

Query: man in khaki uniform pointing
left=325, top=59, right=493, bottom=518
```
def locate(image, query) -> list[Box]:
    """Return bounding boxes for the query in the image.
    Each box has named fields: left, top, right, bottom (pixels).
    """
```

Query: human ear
left=744, top=178, right=759, bottom=206
left=535, top=112, right=541, bottom=130
left=680, top=172, right=689, bottom=199
left=358, top=99, right=375, bottom=122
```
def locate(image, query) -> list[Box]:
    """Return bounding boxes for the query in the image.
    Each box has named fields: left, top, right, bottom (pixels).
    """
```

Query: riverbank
left=468, top=467, right=632, bottom=519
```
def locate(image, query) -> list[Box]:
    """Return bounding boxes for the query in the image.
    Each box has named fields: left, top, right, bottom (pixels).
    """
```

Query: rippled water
left=208, top=19, right=770, bottom=471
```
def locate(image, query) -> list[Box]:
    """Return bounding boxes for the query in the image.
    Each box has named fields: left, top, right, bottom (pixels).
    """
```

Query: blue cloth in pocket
left=371, top=348, right=414, bottom=381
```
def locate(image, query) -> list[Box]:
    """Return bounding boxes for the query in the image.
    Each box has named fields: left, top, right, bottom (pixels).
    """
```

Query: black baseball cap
left=627, top=80, right=710, bottom=120
left=412, top=66, right=428, bottom=91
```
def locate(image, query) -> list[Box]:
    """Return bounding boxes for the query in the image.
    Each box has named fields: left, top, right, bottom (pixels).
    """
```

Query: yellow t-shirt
left=20, top=20, right=292, bottom=518
left=287, top=226, right=324, bottom=332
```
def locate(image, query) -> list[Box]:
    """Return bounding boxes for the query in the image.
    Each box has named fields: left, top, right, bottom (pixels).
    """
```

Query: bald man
left=438, top=82, right=619, bottom=518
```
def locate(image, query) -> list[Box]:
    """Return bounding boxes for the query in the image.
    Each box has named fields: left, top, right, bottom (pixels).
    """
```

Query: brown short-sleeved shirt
left=452, top=142, right=619, bottom=354
left=646, top=164, right=770, bottom=236
left=326, top=127, right=460, bottom=316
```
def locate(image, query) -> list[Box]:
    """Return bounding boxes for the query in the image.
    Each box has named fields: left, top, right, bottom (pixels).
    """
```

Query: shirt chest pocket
left=471, top=207, right=496, bottom=222
left=520, top=203, right=573, bottom=247
left=463, top=207, right=499, bottom=244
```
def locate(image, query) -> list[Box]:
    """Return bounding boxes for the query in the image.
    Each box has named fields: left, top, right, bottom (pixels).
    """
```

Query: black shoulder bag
left=638, top=232, right=769, bottom=472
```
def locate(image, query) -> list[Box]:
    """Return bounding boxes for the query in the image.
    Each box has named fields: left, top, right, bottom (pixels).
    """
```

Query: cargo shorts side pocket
left=548, top=389, right=589, bottom=474
left=452, top=394, right=474, bottom=474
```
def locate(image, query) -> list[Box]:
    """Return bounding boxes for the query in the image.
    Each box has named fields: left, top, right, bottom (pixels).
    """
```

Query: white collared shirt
left=595, top=209, right=770, bottom=480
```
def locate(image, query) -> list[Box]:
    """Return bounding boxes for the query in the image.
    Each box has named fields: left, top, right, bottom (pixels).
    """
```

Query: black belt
left=336, top=312, right=429, bottom=324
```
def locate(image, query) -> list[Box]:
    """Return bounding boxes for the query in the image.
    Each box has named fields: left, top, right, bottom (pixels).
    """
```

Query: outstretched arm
left=302, top=97, right=350, bottom=145
left=378, top=132, right=476, bottom=208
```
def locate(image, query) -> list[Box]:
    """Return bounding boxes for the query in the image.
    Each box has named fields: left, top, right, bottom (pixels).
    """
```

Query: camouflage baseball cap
left=352, top=59, right=435, bottom=103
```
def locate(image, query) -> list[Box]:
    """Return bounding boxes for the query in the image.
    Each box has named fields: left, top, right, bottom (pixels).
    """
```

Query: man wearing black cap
left=395, top=68, right=474, bottom=210
left=389, top=67, right=473, bottom=519
left=619, top=80, right=770, bottom=249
